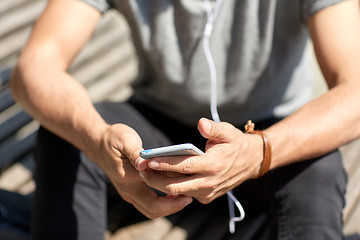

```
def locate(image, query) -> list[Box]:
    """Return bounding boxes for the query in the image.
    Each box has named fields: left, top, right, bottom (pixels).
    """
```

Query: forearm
left=11, top=58, right=108, bottom=157
left=265, top=81, right=360, bottom=170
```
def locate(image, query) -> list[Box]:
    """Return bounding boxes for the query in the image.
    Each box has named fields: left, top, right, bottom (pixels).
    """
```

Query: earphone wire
left=203, top=0, right=221, bottom=123
left=202, top=0, right=245, bottom=234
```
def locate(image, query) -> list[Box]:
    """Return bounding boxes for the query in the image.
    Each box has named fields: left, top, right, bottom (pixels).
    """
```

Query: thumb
left=124, top=144, right=148, bottom=172
left=111, top=124, right=148, bottom=171
left=198, top=117, right=234, bottom=143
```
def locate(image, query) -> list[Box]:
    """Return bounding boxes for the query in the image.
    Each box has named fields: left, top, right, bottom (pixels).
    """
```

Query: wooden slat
left=0, top=1, right=46, bottom=38
left=108, top=218, right=185, bottom=240
left=341, top=139, right=360, bottom=236
left=0, top=67, right=12, bottom=87
left=344, top=153, right=360, bottom=221
left=341, top=138, right=360, bottom=178
left=0, top=1, right=47, bottom=69
left=0, top=0, right=29, bottom=15
left=69, top=11, right=130, bottom=71
left=0, top=156, right=34, bottom=195
left=0, top=111, right=32, bottom=144
left=71, top=30, right=132, bottom=85
left=88, top=57, right=137, bottom=103
left=0, top=89, right=14, bottom=113
left=0, top=132, right=36, bottom=172
left=344, top=201, right=360, bottom=236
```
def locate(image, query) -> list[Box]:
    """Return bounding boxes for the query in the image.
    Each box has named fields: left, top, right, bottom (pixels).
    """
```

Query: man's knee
left=275, top=151, right=347, bottom=239
left=277, top=150, right=346, bottom=195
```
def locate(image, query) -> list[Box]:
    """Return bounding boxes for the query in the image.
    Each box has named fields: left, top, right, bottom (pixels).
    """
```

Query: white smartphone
left=140, top=143, right=204, bottom=159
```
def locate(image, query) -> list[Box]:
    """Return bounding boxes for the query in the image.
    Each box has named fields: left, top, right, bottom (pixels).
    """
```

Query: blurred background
left=0, top=0, right=359, bottom=239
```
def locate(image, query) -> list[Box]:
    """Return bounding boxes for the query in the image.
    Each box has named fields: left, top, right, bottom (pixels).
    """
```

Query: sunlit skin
left=10, top=0, right=360, bottom=217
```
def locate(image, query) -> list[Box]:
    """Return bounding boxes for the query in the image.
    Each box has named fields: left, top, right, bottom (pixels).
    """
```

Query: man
left=10, top=0, right=360, bottom=239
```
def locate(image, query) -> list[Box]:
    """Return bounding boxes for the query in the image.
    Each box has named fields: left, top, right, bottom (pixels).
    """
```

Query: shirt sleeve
left=79, top=0, right=110, bottom=14
left=302, top=0, right=344, bottom=21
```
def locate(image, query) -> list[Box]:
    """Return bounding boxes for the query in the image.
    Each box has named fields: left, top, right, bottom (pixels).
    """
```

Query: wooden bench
left=0, top=1, right=359, bottom=239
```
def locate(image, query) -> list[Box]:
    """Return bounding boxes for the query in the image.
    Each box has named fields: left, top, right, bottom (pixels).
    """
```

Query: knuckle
left=129, top=149, right=140, bottom=161
left=182, top=159, right=193, bottom=173
left=211, top=125, right=222, bottom=139
left=167, top=184, right=180, bottom=196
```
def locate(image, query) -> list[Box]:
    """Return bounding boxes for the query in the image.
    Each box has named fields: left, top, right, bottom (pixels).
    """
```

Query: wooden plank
left=0, top=104, right=23, bottom=125
left=69, top=11, right=130, bottom=71
left=87, top=56, right=137, bottom=103
left=0, top=159, right=33, bottom=194
left=341, top=139, right=360, bottom=237
left=341, top=138, right=360, bottom=178
left=0, top=0, right=29, bottom=14
left=0, top=1, right=47, bottom=69
left=0, top=67, right=12, bottom=87
left=108, top=218, right=186, bottom=240
left=0, top=120, right=39, bottom=172
left=0, top=1, right=46, bottom=38
left=344, top=158, right=360, bottom=221
left=71, top=29, right=132, bottom=85
left=0, top=89, right=14, bottom=113
left=0, top=111, right=32, bottom=143
left=344, top=196, right=360, bottom=236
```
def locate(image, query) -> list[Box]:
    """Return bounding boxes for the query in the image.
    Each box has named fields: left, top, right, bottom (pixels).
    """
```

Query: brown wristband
left=244, top=120, right=272, bottom=178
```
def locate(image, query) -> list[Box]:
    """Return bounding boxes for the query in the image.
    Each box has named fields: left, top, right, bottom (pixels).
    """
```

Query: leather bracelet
left=244, top=120, right=272, bottom=178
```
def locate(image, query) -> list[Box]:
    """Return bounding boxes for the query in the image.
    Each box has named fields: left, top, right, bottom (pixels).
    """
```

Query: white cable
left=203, top=0, right=222, bottom=123
left=202, top=0, right=245, bottom=234
left=203, top=24, right=220, bottom=123
left=227, top=191, right=245, bottom=233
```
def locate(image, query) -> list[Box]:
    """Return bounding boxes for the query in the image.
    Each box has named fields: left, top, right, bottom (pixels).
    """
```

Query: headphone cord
left=202, top=0, right=245, bottom=233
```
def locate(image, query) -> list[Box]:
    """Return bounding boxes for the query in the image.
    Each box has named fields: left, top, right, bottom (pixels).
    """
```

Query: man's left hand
left=140, top=118, right=263, bottom=204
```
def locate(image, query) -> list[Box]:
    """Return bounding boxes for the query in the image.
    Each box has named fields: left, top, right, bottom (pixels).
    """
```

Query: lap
left=34, top=100, right=347, bottom=240
left=163, top=151, right=346, bottom=240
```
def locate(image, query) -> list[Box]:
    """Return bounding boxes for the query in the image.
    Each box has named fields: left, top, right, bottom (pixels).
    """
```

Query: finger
left=147, top=155, right=207, bottom=174
left=140, top=169, right=205, bottom=196
left=198, top=117, right=237, bottom=143
left=122, top=143, right=147, bottom=171
left=120, top=144, right=148, bottom=171
left=134, top=155, right=148, bottom=171
left=114, top=125, right=148, bottom=171
left=129, top=182, right=193, bottom=219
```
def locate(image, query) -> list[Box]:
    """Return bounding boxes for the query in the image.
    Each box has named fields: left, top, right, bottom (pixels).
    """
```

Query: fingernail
left=149, top=160, right=159, bottom=169
left=139, top=171, right=145, bottom=179
left=136, top=157, right=147, bottom=171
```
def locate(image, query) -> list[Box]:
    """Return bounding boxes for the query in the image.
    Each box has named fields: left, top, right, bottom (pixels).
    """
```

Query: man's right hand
left=89, top=123, right=193, bottom=219
left=10, top=0, right=192, bottom=220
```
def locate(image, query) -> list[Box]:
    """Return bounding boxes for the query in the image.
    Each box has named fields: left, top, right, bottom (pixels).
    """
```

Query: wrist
left=246, top=133, right=264, bottom=179
left=245, top=120, right=273, bottom=178
left=79, top=119, right=110, bottom=161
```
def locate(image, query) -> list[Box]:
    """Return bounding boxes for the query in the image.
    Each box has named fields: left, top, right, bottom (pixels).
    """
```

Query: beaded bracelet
left=244, top=120, right=272, bottom=178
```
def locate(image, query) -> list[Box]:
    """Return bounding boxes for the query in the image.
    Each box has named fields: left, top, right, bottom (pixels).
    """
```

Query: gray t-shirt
left=81, top=0, right=343, bottom=126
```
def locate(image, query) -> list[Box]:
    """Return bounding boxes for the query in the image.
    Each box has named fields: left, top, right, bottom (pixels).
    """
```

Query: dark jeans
left=31, top=101, right=347, bottom=240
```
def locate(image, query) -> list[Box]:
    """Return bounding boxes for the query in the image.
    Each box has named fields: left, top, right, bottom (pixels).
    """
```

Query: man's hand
left=89, top=123, right=193, bottom=218
left=140, top=118, right=263, bottom=204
